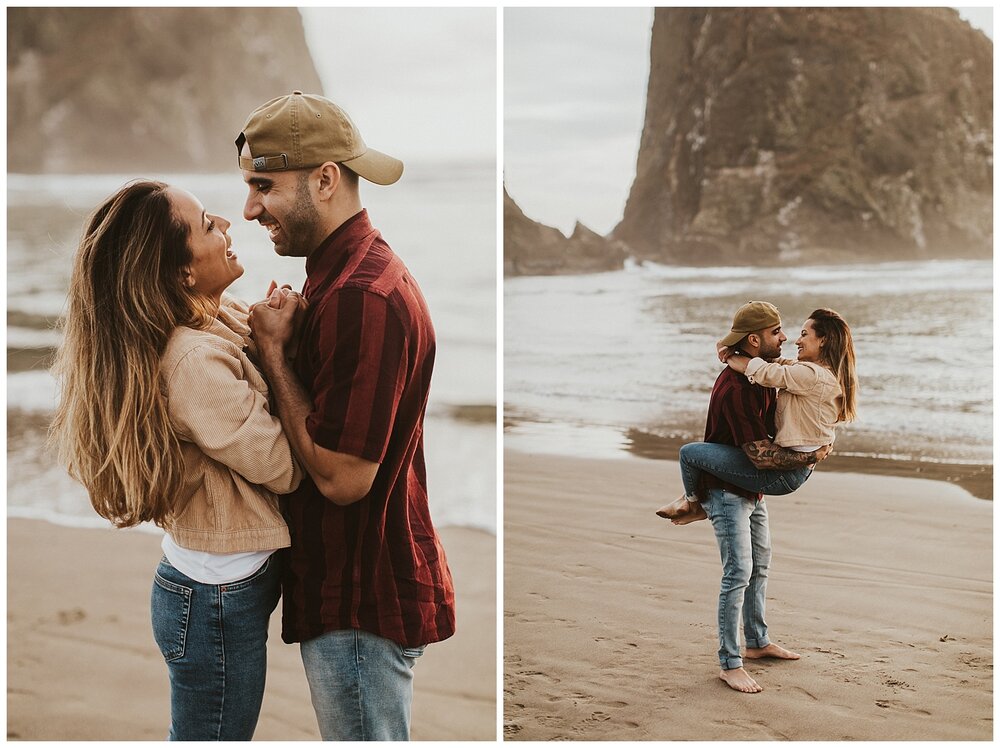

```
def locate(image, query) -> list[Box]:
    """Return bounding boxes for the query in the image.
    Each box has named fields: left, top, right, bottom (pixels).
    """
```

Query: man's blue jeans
left=150, top=554, right=280, bottom=740
left=300, top=628, right=426, bottom=741
left=703, top=488, right=771, bottom=670
left=679, top=441, right=811, bottom=498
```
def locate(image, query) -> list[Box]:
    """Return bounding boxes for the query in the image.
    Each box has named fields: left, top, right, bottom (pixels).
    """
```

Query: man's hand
left=813, top=444, right=833, bottom=463
left=250, top=289, right=306, bottom=355
left=251, top=281, right=308, bottom=359
left=742, top=438, right=829, bottom=470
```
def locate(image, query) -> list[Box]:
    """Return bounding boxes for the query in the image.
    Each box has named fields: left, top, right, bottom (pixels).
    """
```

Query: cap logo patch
left=253, top=156, right=267, bottom=170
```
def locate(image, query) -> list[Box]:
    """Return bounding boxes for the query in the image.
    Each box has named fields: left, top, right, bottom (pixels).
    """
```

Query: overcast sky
left=505, top=6, right=992, bottom=236
left=504, top=8, right=653, bottom=235
left=299, top=8, right=496, bottom=165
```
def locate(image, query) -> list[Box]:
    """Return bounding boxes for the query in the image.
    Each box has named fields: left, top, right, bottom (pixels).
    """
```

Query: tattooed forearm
left=742, top=439, right=819, bottom=470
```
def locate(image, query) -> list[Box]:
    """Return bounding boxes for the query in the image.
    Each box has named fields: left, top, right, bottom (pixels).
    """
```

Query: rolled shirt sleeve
left=305, top=287, right=407, bottom=464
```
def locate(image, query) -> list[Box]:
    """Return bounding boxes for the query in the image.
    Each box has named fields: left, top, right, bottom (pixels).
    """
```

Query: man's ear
left=315, top=162, right=342, bottom=201
left=745, top=333, right=760, bottom=350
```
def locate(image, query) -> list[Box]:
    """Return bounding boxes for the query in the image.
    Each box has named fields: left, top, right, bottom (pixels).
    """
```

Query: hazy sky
left=299, top=7, right=496, bottom=164
left=504, top=8, right=653, bottom=235
left=505, top=6, right=992, bottom=236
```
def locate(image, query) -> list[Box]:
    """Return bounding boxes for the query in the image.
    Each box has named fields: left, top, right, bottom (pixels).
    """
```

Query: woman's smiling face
left=795, top=319, right=824, bottom=362
left=168, top=187, right=242, bottom=302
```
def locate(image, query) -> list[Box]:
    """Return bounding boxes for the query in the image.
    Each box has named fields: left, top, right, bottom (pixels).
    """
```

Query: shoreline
left=621, top=427, right=993, bottom=501
left=504, top=419, right=993, bottom=500
left=503, top=448, right=992, bottom=740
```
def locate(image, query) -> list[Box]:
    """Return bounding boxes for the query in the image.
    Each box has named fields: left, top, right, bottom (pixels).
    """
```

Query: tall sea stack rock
left=614, top=8, right=993, bottom=264
left=504, top=188, right=627, bottom=276
left=8, top=7, right=324, bottom=173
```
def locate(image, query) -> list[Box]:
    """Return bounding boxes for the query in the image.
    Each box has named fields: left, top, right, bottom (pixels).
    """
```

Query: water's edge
left=505, top=417, right=993, bottom=501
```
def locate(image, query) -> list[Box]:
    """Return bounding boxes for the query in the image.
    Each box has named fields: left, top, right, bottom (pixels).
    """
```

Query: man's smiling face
left=240, top=142, right=323, bottom=258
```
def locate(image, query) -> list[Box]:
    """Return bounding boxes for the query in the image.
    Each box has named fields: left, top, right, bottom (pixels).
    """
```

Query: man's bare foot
left=655, top=495, right=691, bottom=519
left=745, top=642, right=800, bottom=660
left=719, top=667, right=762, bottom=693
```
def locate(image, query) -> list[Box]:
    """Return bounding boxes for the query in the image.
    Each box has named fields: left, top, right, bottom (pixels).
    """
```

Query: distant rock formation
left=8, top=7, right=324, bottom=173
left=504, top=188, right=627, bottom=276
left=614, top=8, right=993, bottom=264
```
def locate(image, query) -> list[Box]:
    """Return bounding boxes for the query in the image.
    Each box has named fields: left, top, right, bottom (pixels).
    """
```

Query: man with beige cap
left=237, top=91, right=455, bottom=740
left=667, top=302, right=822, bottom=694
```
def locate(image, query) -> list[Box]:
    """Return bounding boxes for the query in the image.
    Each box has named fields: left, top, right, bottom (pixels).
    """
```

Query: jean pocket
left=151, top=571, right=192, bottom=663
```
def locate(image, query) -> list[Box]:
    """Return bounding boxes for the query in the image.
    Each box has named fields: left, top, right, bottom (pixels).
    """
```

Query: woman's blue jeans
left=678, top=441, right=811, bottom=498
left=150, top=554, right=280, bottom=741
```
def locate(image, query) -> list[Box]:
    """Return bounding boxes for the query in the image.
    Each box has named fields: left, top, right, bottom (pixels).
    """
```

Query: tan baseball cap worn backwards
left=235, top=91, right=403, bottom=185
left=720, top=301, right=782, bottom=347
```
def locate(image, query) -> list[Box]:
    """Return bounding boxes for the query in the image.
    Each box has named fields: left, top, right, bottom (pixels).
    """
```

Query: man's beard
left=758, top=340, right=782, bottom=361
left=280, top=205, right=322, bottom=256
left=281, top=179, right=320, bottom=257
left=274, top=176, right=324, bottom=257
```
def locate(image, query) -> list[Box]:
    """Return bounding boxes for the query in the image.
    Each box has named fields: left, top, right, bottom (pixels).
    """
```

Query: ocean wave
left=8, top=371, right=59, bottom=412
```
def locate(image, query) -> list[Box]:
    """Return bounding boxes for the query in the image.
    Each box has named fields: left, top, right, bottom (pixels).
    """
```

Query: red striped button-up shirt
left=700, top=367, right=777, bottom=501
left=280, top=209, right=456, bottom=648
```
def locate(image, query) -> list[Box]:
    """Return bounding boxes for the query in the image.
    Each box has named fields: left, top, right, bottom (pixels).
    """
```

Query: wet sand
left=621, top=427, right=993, bottom=500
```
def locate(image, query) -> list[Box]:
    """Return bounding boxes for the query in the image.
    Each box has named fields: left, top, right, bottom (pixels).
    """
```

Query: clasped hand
left=248, top=280, right=309, bottom=358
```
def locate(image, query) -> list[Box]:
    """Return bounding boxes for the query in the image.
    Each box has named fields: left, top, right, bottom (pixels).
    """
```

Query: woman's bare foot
left=655, top=495, right=691, bottom=519
left=671, top=502, right=707, bottom=525
left=719, top=667, right=762, bottom=693
left=745, top=642, right=800, bottom=660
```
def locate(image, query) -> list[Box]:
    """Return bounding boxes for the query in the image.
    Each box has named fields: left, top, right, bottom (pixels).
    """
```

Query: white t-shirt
left=161, top=533, right=274, bottom=585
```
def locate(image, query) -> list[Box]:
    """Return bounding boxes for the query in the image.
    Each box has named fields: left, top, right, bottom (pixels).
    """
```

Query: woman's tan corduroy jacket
left=160, top=296, right=301, bottom=553
left=744, top=357, right=842, bottom=448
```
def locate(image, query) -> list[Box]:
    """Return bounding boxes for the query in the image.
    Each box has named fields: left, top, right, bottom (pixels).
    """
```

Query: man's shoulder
left=335, top=237, right=408, bottom=299
left=709, top=367, right=771, bottom=410
left=711, top=367, right=750, bottom=395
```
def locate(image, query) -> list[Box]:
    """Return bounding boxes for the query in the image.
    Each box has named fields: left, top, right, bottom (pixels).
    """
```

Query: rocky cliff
left=614, top=8, right=993, bottom=264
left=504, top=189, right=627, bottom=276
left=8, top=8, right=324, bottom=173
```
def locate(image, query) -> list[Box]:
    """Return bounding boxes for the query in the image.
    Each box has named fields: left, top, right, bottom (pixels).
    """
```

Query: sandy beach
left=504, top=449, right=992, bottom=741
left=7, top=520, right=496, bottom=741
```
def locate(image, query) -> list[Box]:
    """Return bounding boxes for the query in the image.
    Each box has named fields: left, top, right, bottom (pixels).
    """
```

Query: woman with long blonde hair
left=51, top=179, right=302, bottom=740
left=659, top=307, right=858, bottom=525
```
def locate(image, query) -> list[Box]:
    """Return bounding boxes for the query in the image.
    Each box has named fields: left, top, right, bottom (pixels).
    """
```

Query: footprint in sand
left=517, top=670, right=562, bottom=685
left=56, top=608, right=86, bottom=625
left=503, top=722, right=522, bottom=737
left=875, top=699, right=931, bottom=715
left=881, top=675, right=914, bottom=691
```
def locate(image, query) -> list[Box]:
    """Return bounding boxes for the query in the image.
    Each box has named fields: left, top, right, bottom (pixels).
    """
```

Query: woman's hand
left=250, top=284, right=309, bottom=361
left=725, top=353, right=749, bottom=374
left=717, top=341, right=734, bottom=363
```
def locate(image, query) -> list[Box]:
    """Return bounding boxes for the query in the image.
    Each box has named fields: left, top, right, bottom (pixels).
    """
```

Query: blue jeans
left=150, top=555, right=280, bottom=741
left=300, top=628, right=426, bottom=741
left=703, top=488, right=771, bottom=670
left=679, top=441, right=811, bottom=498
